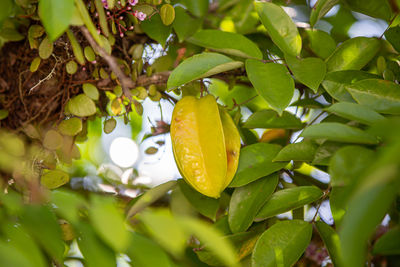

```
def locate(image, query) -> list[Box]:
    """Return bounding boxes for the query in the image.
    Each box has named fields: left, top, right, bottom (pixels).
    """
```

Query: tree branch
left=80, top=26, right=135, bottom=100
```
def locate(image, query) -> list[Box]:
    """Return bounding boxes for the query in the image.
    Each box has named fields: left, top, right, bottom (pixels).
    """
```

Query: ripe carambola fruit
left=171, top=95, right=241, bottom=198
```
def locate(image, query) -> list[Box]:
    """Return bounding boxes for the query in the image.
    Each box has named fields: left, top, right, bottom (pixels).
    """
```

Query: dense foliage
left=0, top=0, right=400, bottom=266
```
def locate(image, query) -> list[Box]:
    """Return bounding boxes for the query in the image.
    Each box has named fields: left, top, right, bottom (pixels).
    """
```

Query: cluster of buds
left=99, top=0, right=147, bottom=37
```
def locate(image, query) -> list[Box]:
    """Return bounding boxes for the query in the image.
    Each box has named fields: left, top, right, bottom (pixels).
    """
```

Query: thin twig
left=80, top=26, right=135, bottom=100
left=28, top=54, right=59, bottom=94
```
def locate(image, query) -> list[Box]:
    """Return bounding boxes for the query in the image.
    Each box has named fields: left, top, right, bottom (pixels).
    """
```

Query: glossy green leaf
left=229, top=174, right=279, bottom=233
left=0, top=241, right=32, bottom=267
left=187, top=30, right=262, bottom=59
left=285, top=55, right=326, bottom=93
left=66, top=94, right=97, bottom=117
left=373, top=227, right=400, bottom=255
left=83, top=83, right=99, bottom=100
left=252, top=220, right=312, bottom=267
left=326, top=37, right=380, bottom=72
left=77, top=222, right=116, bottom=267
left=315, top=221, right=343, bottom=267
left=341, top=0, right=392, bottom=20
left=196, top=230, right=262, bottom=266
left=290, top=98, right=324, bottom=109
left=172, top=6, right=202, bottom=42
left=329, top=146, right=374, bottom=187
left=20, top=205, right=64, bottom=262
left=300, top=122, right=379, bottom=144
left=306, top=29, right=336, bottom=59
left=255, top=186, right=323, bottom=221
left=140, top=14, right=171, bottom=48
left=340, top=141, right=400, bottom=267
left=38, top=0, right=74, bottom=40
left=127, top=180, right=177, bottom=218
left=274, top=141, right=318, bottom=162
left=244, top=110, right=303, bottom=129
left=255, top=2, right=301, bottom=56
left=167, top=52, right=243, bottom=90
left=139, top=209, right=188, bottom=257
left=41, top=169, right=70, bottom=189
left=89, top=196, right=130, bottom=252
left=229, top=143, right=287, bottom=187
left=58, top=117, right=83, bottom=136
left=310, top=0, right=339, bottom=27
left=345, top=79, right=400, bottom=115
left=245, top=60, right=294, bottom=115
left=127, top=232, right=172, bottom=267
left=329, top=186, right=348, bottom=226
left=179, top=217, right=239, bottom=267
left=178, top=179, right=219, bottom=221
left=385, top=26, right=400, bottom=53
left=322, top=70, right=379, bottom=102
left=325, top=102, right=385, bottom=125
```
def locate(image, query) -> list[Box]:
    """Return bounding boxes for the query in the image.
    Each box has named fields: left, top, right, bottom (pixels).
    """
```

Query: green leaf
left=179, top=217, right=239, bottom=267
left=66, top=94, right=97, bottom=117
left=329, top=146, right=374, bottom=187
left=41, top=169, right=70, bottom=189
left=0, top=109, right=9, bottom=120
left=0, top=0, right=14, bottom=23
left=301, top=122, right=379, bottom=144
left=2, top=224, right=46, bottom=267
left=290, top=98, right=324, bottom=109
left=172, top=6, right=202, bottom=42
left=255, top=186, right=323, bottom=221
left=140, top=13, right=171, bottom=48
left=315, top=221, right=343, bottom=267
left=274, top=141, right=318, bottom=162
left=373, top=227, right=400, bottom=255
left=139, top=209, right=188, bottom=257
left=243, top=110, right=303, bottom=129
left=76, top=222, right=116, bottom=267
left=345, top=79, right=400, bottom=115
left=245, top=60, right=294, bottom=115
left=196, top=230, right=262, bottom=266
left=229, top=143, right=287, bottom=187
left=167, top=52, right=243, bottom=90
left=38, top=0, right=74, bottom=40
left=181, top=0, right=209, bottom=17
left=312, top=141, right=345, bottom=166
left=38, top=36, right=53, bottom=59
left=58, top=117, right=83, bottom=136
left=178, top=179, right=219, bottom=221
left=127, top=180, right=177, bottom=218
left=340, top=141, right=400, bottom=267
left=160, top=4, right=175, bottom=26
left=322, top=70, right=379, bottom=102
left=127, top=232, right=172, bottom=267
left=228, top=174, right=278, bottom=233
left=103, top=118, right=117, bottom=134
left=0, top=241, right=32, bottom=267
left=83, top=83, right=99, bottom=100
left=30, top=57, right=41, bottom=72
left=51, top=189, right=88, bottom=223
left=255, top=2, right=301, bottom=56
left=326, top=37, right=380, bottom=72
left=20, top=205, right=64, bottom=262
left=341, top=0, right=392, bottom=20
left=305, top=29, right=336, bottom=59
left=252, top=220, right=312, bottom=267
left=325, top=102, right=385, bottom=126
left=43, top=129, right=63, bottom=150
left=65, top=60, right=77, bottom=74
left=89, top=196, right=130, bottom=252
left=187, top=30, right=262, bottom=59
left=385, top=26, right=400, bottom=53
left=285, top=55, right=326, bottom=93
left=329, top=186, right=347, bottom=226
left=310, top=0, right=339, bottom=27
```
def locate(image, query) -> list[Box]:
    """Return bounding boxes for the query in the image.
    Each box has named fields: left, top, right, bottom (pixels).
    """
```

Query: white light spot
left=109, top=137, right=139, bottom=168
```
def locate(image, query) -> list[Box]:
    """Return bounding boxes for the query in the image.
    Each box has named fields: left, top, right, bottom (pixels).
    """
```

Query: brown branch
left=80, top=26, right=135, bottom=100
left=136, top=71, right=171, bottom=87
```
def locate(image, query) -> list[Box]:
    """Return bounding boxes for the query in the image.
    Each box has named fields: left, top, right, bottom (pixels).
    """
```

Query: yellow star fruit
left=170, top=95, right=241, bottom=198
